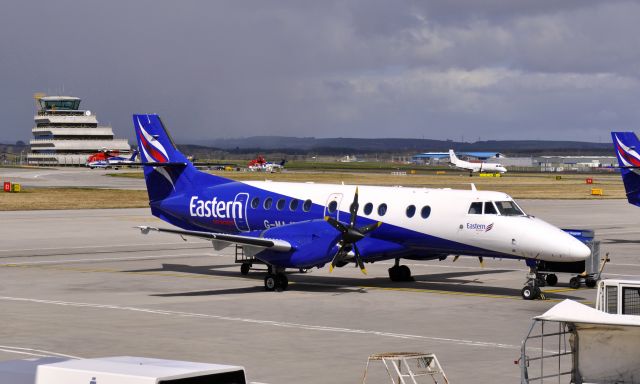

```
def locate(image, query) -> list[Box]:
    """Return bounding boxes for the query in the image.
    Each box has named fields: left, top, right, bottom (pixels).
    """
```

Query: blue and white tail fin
left=611, top=132, right=640, bottom=207
left=133, top=114, right=231, bottom=202
left=129, top=149, right=139, bottom=162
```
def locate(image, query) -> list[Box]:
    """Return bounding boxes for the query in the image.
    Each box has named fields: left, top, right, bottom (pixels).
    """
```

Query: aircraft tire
left=240, top=263, right=250, bottom=275
left=264, top=274, right=277, bottom=291
left=276, top=273, right=288, bottom=291
left=545, top=274, right=558, bottom=286
left=521, top=286, right=539, bottom=300
left=585, top=278, right=597, bottom=288
left=388, top=266, right=400, bottom=282
left=569, top=277, right=581, bottom=289
left=399, top=265, right=412, bottom=281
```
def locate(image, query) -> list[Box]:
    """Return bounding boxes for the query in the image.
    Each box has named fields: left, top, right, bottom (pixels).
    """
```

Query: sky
left=1, top=0, right=639, bottom=143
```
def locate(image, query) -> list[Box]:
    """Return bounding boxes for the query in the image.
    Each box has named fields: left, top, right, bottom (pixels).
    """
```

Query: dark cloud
left=0, top=1, right=639, bottom=143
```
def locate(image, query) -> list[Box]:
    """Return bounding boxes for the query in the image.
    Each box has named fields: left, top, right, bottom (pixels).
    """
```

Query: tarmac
left=1, top=170, right=640, bottom=383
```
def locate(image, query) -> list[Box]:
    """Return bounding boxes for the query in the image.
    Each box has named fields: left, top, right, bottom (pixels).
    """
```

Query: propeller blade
left=353, top=243, right=367, bottom=275
left=329, top=245, right=349, bottom=273
left=325, top=216, right=348, bottom=234
left=478, top=256, right=484, bottom=268
left=349, top=187, right=359, bottom=227
left=452, top=255, right=460, bottom=262
left=359, top=221, right=382, bottom=234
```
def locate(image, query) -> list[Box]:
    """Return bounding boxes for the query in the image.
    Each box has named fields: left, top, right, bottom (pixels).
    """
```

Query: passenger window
left=468, top=202, right=482, bottom=214
left=328, top=200, right=338, bottom=213
left=251, top=197, right=260, bottom=209
left=303, top=199, right=312, bottom=212
left=276, top=198, right=285, bottom=210
left=289, top=199, right=299, bottom=211
left=421, top=206, right=431, bottom=219
left=484, top=202, right=497, bottom=215
left=364, top=203, right=373, bottom=215
left=495, top=201, right=524, bottom=216
left=378, top=203, right=387, bottom=216
left=406, top=205, right=416, bottom=218
left=263, top=197, right=273, bottom=210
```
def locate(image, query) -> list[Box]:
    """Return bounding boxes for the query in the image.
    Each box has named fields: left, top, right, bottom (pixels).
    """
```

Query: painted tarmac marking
left=0, top=296, right=521, bottom=350
left=0, top=253, right=219, bottom=266
left=0, top=241, right=209, bottom=253
left=0, top=345, right=80, bottom=359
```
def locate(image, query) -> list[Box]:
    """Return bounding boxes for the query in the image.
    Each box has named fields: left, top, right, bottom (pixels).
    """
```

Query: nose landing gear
left=521, top=263, right=546, bottom=300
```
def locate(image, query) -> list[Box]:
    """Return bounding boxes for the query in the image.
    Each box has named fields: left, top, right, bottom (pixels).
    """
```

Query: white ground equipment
left=595, top=279, right=640, bottom=314
left=0, top=356, right=246, bottom=384
left=519, top=281, right=640, bottom=383
left=361, top=352, right=449, bottom=384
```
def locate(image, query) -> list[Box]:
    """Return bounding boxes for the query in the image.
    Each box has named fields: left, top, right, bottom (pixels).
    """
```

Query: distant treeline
left=183, top=136, right=614, bottom=156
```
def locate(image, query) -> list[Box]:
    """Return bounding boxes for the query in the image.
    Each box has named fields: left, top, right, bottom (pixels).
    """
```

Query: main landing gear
left=388, top=259, right=413, bottom=282
left=263, top=266, right=288, bottom=292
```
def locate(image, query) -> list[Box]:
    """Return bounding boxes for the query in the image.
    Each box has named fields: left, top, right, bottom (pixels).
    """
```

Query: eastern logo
left=190, top=193, right=250, bottom=231
left=190, top=195, right=244, bottom=219
left=466, top=223, right=494, bottom=232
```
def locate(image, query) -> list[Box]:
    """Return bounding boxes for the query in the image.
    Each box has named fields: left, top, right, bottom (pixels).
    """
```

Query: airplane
left=449, top=149, right=507, bottom=175
left=87, top=149, right=138, bottom=169
left=247, top=155, right=286, bottom=173
left=611, top=132, right=640, bottom=207
left=133, top=114, right=590, bottom=299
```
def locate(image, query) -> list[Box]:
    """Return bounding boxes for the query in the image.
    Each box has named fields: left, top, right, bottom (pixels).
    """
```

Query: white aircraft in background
left=449, top=149, right=507, bottom=175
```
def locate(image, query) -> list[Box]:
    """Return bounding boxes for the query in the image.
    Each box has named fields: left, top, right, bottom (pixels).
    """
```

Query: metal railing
left=520, top=320, right=575, bottom=384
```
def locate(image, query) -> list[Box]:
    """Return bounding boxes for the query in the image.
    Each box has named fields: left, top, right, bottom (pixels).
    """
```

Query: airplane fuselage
left=152, top=181, right=588, bottom=266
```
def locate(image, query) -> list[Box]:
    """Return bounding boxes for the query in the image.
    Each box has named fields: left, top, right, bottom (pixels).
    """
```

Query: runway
left=0, top=167, right=145, bottom=189
left=0, top=201, right=639, bottom=383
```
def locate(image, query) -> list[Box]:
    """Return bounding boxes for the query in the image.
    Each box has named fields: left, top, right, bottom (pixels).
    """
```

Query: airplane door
left=324, top=193, right=343, bottom=221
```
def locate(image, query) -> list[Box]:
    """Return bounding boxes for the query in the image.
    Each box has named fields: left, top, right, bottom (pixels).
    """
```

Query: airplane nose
left=568, top=239, right=591, bottom=261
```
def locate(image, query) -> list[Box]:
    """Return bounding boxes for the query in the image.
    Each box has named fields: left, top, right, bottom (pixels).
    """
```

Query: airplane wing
left=136, top=226, right=292, bottom=252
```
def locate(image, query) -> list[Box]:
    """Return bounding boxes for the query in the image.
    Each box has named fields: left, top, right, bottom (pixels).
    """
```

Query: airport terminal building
left=28, top=95, right=131, bottom=166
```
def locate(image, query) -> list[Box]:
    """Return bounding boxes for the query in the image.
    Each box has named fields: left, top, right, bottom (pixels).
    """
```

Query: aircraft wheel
left=545, top=274, right=558, bottom=286
left=298, top=268, right=308, bottom=273
left=240, top=263, right=250, bottom=275
left=536, top=277, right=546, bottom=287
left=399, top=265, right=412, bottom=281
left=521, top=285, right=540, bottom=300
left=569, top=277, right=581, bottom=289
left=585, top=278, right=597, bottom=288
left=388, top=266, right=400, bottom=282
left=264, top=274, right=277, bottom=291
left=276, top=273, right=288, bottom=291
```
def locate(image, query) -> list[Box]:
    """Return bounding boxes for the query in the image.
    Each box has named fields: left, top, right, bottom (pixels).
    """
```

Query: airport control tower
left=27, top=94, right=131, bottom=165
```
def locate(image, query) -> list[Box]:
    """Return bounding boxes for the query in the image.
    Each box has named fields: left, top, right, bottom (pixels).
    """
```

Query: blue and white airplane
left=612, top=132, right=640, bottom=207
left=134, top=114, right=590, bottom=298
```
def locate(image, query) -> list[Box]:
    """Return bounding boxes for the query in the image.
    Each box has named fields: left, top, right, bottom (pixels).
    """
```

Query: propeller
left=324, top=187, right=381, bottom=274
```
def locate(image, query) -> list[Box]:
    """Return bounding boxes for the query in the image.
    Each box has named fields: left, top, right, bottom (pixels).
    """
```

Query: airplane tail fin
left=611, top=132, right=640, bottom=206
left=448, top=149, right=459, bottom=164
left=133, top=114, right=232, bottom=203
left=129, top=149, right=139, bottom=162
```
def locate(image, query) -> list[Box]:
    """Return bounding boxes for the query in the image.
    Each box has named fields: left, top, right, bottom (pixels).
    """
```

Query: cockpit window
left=484, top=202, right=498, bottom=215
left=468, top=202, right=482, bottom=214
left=495, top=201, right=525, bottom=216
